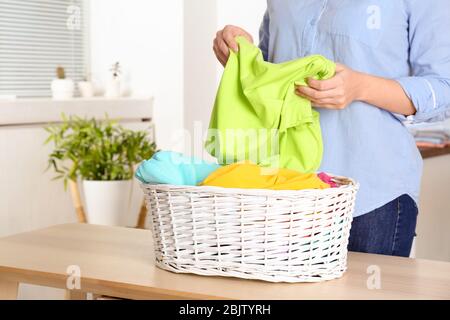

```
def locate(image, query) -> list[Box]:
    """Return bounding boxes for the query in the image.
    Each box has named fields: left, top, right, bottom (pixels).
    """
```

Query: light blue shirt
left=259, top=0, right=450, bottom=217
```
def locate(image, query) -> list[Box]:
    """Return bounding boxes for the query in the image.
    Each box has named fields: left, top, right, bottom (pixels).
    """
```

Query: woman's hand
left=295, top=63, right=416, bottom=116
left=295, top=63, right=365, bottom=109
left=213, top=25, right=253, bottom=67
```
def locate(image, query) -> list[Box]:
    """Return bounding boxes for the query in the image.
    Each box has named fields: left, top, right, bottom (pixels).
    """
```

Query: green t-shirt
left=206, top=37, right=335, bottom=173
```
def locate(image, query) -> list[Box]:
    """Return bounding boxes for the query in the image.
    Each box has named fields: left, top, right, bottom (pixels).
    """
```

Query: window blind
left=0, top=0, right=87, bottom=97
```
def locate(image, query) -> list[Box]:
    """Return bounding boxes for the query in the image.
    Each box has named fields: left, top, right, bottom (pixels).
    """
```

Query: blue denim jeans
left=348, top=194, right=418, bottom=257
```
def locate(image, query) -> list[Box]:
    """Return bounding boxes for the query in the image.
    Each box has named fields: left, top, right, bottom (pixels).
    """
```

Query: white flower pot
left=51, top=79, right=74, bottom=100
left=104, top=77, right=121, bottom=98
left=77, top=81, right=95, bottom=98
left=82, top=180, right=132, bottom=226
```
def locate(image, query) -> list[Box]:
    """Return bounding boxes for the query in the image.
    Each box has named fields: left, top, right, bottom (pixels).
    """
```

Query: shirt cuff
left=395, top=76, right=437, bottom=123
left=392, top=112, right=415, bottom=124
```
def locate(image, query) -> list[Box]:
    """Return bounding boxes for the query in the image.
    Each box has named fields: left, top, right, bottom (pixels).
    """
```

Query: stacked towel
left=414, top=130, right=450, bottom=148
left=407, top=122, right=450, bottom=148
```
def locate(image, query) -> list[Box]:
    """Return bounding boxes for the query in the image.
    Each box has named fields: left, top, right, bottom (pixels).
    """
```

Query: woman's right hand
left=213, top=25, right=253, bottom=67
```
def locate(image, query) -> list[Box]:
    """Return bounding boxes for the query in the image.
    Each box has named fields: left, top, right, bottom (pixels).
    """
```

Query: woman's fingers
left=311, top=102, right=339, bottom=109
left=222, top=25, right=253, bottom=52
left=215, top=31, right=230, bottom=59
left=213, top=37, right=228, bottom=66
left=296, top=85, right=340, bottom=100
left=213, top=44, right=226, bottom=66
left=334, top=63, right=346, bottom=72
left=306, top=63, right=345, bottom=90
left=306, top=96, right=339, bottom=108
left=294, top=63, right=354, bottom=110
left=295, top=87, right=347, bottom=109
left=222, top=32, right=239, bottom=53
left=303, top=96, right=340, bottom=109
left=213, top=25, right=254, bottom=66
left=306, top=77, right=339, bottom=91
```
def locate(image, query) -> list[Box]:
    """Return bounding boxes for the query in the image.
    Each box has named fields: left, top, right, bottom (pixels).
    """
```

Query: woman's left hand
left=295, top=63, right=365, bottom=109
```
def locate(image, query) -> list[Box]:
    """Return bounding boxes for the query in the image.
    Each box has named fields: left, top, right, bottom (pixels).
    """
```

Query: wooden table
left=0, top=223, right=449, bottom=300
left=419, top=145, right=450, bottom=159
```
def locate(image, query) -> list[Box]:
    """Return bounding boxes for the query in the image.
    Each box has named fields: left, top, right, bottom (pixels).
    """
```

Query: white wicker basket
left=141, top=175, right=358, bottom=283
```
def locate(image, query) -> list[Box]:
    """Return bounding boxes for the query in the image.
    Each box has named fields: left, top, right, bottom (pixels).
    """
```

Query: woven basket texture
left=141, top=176, right=358, bottom=282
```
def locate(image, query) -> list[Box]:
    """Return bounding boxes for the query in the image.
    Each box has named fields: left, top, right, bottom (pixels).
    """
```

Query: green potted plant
left=45, top=114, right=156, bottom=226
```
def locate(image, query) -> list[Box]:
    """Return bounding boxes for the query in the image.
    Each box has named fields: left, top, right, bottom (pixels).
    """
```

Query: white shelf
left=0, top=97, right=154, bottom=126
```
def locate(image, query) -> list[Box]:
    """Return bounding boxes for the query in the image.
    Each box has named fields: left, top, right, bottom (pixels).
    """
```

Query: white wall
left=216, top=0, right=266, bottom=38
left=89, top=0, right=184, bottom=151
left=416, top=154, right=450, bottom=262
left=183, top=0, right=267, bottom=157
left=183, top=0, right=218, bottom=158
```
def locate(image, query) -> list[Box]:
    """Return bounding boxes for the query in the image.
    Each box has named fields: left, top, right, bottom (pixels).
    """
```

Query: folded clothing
left=409, top=128, right=450, bottom=148
left=135, top=151, right=220, bottom=185
left=416, top=141, right=450, bottom=148
left=200, top=162, right=330, bottom=190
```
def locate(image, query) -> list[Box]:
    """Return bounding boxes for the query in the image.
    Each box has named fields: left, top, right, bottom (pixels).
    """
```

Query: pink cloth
left=317, top=172, right=338, bottom=188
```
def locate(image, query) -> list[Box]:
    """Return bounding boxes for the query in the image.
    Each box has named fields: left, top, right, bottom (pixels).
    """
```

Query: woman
left=212, top=0, right=450, bottom=257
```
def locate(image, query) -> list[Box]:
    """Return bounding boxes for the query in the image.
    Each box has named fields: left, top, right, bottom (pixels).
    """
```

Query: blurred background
left=0, top=0, right=449, bottom=299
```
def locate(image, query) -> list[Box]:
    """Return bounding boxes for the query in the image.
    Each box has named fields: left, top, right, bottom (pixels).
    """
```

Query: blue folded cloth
left=135, top=151, right=221, bottom=185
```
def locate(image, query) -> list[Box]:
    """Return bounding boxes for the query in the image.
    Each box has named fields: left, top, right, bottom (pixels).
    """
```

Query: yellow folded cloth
left=200, top=162, right=330, bottom=190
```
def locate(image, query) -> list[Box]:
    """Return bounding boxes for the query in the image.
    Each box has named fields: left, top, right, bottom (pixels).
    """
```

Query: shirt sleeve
left=394, top=0, right=450, bottom=124
left=258, top=9, right=270, bottom=62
